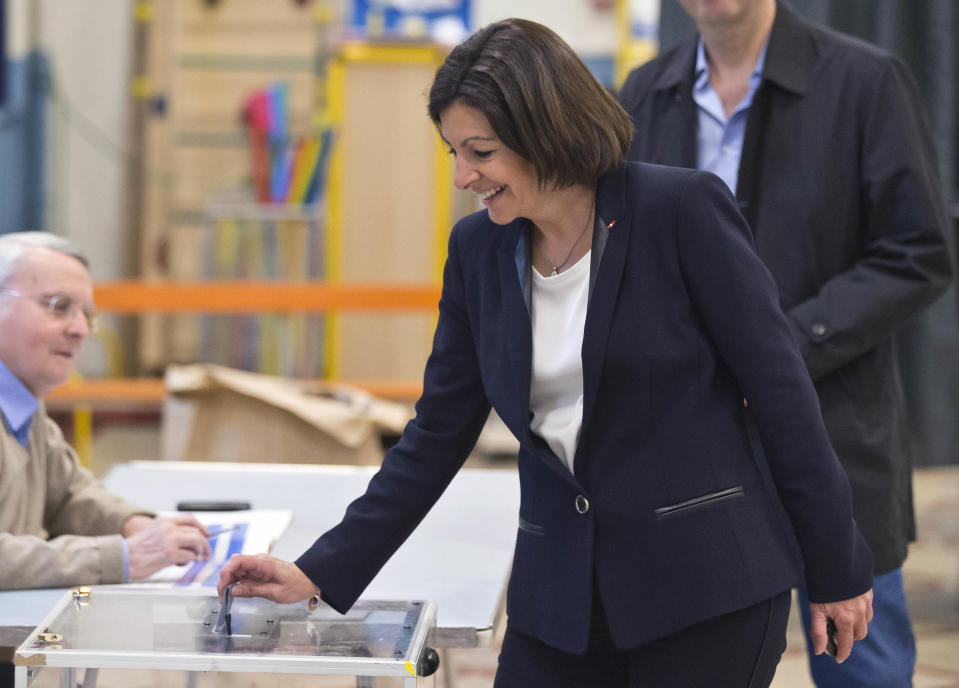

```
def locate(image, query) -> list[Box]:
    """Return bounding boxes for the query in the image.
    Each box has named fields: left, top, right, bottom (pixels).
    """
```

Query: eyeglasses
left=0, top=288, right=100, bottom=333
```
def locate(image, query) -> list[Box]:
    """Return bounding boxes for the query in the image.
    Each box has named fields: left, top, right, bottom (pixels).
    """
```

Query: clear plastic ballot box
left=13, top=588, right=440, bottom=687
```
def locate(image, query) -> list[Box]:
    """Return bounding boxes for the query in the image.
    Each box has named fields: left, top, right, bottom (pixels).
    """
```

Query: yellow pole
left=68, top=371, right=95, bottom=469
left=325, top=55, right=346, bottom=379
left=70, top=326, right=123, bottom=469
left=615, top=0, right=660, bottom=87
left=74, top=405, right=93, bottom=469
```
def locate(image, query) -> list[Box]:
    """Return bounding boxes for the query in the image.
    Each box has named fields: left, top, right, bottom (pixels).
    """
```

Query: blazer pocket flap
left=518, top=515, right=546, bottom=536
left=654, top=486, right=745, bottom=520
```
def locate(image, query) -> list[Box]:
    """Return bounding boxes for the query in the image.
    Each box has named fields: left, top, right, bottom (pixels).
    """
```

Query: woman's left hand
left=809, top=588, right=874, bottom=663
left=217, top=553, right=317, bottom=604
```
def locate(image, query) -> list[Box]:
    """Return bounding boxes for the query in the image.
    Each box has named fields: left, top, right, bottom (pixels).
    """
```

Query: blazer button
left=575, top=495, right=590, bottom=514
left=811, top=322, right=829, bottom=339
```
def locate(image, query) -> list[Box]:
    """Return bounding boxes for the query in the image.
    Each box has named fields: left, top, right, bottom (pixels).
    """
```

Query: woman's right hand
left=217, top=553, right=317, bottom=604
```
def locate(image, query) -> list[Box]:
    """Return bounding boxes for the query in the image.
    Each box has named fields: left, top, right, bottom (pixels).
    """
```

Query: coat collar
left=579, top=166, right=631, bottom=459
left=648, top=2, right=815, bottom=98
left=649, top=37, right=697, bottom=94
left=762, top=3, right=816, bottom=96
left=494, top=165, right=633, bottom=480
left=496, top=220, right=535, bottom=456
left=494, top=164, right=631, bottom=300
left=595, top=164, right=631, bottom=233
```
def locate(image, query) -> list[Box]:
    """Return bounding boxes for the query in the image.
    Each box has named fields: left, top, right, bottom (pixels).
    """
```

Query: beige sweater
left=0, top=403, right=149, bottom=590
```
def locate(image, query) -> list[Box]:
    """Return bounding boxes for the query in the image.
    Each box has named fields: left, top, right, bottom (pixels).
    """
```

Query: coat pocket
left=518, top=515, right=546, bottom=537
left=653, top=486, right=745, bottom=520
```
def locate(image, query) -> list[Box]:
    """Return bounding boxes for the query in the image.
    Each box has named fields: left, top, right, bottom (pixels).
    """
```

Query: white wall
left=40, top=0, right=131, bottom=282
left=475, top=0, right=617, bottom=56
left=5, top=0, right=32, bottom=58
left=37, top=2, right=131, bottom=376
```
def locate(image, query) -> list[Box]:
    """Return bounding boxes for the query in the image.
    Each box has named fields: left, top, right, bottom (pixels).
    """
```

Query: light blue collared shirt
left=0, top=360, right=38, bottom=448
left=0, top=359, right=131, bottom=580
left=692, top=38, right=768, bottom=195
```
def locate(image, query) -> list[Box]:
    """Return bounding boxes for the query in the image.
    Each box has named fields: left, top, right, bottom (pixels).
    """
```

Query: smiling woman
left=427, top=19, right=631, bottom=191
left=428, top=19, right=631, bottom=279
left=217, top=19, right=874, bottom=688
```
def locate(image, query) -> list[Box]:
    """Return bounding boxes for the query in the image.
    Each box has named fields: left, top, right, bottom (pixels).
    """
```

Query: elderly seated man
left=0, top=231, right=210, bottom=590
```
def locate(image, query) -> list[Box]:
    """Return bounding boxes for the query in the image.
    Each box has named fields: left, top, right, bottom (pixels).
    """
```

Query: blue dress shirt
left=692, top=38, right=768, bottom=195
left=0, top=360, right=38, bottom=447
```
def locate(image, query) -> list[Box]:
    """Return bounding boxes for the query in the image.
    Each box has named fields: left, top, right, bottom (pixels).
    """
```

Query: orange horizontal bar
left=47, top=377, right=423, bottom=404
left=93, top=281, right=441, bottom=313
left=48, top=378, right=166, bottom=403
left=343, top=379, right=422, bottom=401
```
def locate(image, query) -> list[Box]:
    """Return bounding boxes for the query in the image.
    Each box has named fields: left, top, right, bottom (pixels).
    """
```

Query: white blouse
left=528, top=250, right=590, bottom=473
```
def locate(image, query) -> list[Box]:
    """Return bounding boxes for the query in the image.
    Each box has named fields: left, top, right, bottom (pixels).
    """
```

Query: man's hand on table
left=123, top=514, right=212, bottom=580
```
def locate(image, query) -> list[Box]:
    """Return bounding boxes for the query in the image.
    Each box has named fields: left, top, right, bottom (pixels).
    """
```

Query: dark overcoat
left=297, top=162, right=873, bottom=653
left=619, top=2, right=952, bottom=573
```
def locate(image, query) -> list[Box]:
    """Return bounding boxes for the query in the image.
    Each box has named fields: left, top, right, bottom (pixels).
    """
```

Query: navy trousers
left=494, top=587, right=791, bottom=687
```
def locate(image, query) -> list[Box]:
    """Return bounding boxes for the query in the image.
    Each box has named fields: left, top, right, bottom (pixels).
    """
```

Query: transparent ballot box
left=14, top=588, right=439, bottom=688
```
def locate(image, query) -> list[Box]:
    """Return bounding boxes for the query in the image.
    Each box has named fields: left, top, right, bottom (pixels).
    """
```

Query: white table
left=0, top=461, right=520, bottom=650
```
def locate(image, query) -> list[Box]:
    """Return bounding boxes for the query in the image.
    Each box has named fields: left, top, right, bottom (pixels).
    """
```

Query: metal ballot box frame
left=14, top=588, right=439, bottom=688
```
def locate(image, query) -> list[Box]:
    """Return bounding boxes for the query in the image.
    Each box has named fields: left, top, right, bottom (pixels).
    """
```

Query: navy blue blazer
left=297, top=162, right=873, bottom=654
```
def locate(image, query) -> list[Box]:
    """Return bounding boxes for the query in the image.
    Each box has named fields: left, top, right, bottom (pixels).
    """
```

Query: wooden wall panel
left=335, top=60, right=442, bottom=381
left=137, top=2, right=465, bottom=384
left=139, top=0, right=322, bottom=373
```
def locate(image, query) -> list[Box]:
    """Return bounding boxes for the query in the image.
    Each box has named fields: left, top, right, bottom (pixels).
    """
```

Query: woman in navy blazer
left=220, top=19, right=873, bottom=686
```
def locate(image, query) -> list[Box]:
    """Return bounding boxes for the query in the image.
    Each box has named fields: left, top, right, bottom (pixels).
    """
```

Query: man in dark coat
left=620, top=1, right=952, bottom=686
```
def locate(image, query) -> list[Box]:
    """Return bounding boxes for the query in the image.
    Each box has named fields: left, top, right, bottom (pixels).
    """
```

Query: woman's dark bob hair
left=428, top=18, right=634, bottom=190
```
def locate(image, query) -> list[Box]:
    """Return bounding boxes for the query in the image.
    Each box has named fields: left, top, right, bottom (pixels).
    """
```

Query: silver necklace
left=549, top=199, right=594, bottom=276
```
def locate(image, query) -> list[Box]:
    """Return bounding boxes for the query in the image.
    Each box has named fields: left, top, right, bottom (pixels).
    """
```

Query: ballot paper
left=138, top=510, right=292, bottom=588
